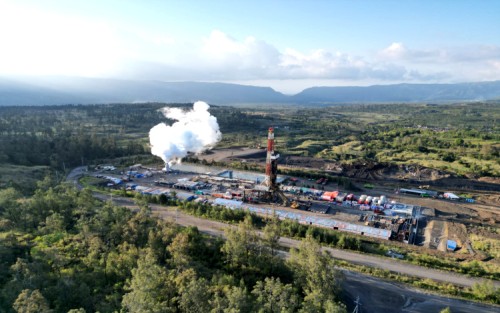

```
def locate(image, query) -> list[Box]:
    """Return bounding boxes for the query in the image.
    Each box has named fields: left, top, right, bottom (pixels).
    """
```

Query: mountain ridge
left=294, top=81, right=500, bottom=103
left=1, top=76, right=500, bottom=106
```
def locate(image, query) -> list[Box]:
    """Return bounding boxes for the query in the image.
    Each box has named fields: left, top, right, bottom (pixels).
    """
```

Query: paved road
left=66, top=166, right=87, bottom=189
left=340, top=271, right=499, bottom=313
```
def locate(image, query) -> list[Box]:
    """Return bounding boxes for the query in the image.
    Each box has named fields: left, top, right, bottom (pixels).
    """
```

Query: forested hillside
left=0, top=180, right=346, bottom=312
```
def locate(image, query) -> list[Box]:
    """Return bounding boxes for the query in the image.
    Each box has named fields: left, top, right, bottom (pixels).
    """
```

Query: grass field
left=0, top=164, right=51, bottom=192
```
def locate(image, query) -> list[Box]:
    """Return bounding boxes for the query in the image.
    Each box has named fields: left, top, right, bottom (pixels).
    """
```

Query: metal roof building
left=231, top=203, right=392, bottom=240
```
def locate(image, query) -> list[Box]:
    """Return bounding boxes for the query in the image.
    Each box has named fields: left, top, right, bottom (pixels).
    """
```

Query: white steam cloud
left=149, top=101, right=221, bottom=165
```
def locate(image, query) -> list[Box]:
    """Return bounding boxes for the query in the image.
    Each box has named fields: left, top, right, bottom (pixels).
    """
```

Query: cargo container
left=321, top=191, right=339, bottom=201
left=320, top=195, right=332, bottom=201
left=336, top=193, right=347, bottom=203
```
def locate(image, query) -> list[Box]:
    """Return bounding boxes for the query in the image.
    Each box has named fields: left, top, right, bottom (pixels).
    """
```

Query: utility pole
left=352, top=295, right=361, bottom=313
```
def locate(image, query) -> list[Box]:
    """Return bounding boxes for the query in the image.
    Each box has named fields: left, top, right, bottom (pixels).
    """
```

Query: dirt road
left=111, top=196, right=500, bottom=312
left=108, top=195, right=499, bottom=289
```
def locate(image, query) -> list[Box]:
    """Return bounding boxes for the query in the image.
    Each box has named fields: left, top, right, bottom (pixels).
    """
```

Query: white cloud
left=0, top=2, right=125, bottom=77
left=374, top=42, right=500, bottom=84
left=114, top=35, right=451, bottom=85
left=196, top=30, right=281, bottom=78
left=447, top=45, right=500, bottom=62
left=380, top=42, right=407, bottom=59
left=201, top=30, right=243, bottom=57
left=279, top=49, right=368, bottom=79
left=379, top=42, right=446, bottom=63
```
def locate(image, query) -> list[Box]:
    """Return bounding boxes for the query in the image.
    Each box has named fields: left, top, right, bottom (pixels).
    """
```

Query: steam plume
left=149, top=101, right=221, bottom=166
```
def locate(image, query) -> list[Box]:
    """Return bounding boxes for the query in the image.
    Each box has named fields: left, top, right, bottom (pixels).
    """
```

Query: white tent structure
left=443, top=192, right=460, bottom=200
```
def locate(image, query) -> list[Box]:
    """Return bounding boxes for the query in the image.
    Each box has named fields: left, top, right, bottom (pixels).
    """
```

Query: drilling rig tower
left=258, top=127, right=289, bottom=205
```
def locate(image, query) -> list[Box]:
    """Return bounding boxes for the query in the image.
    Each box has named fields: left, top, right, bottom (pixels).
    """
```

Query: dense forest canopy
left=0, top=180, right=346, bottom=312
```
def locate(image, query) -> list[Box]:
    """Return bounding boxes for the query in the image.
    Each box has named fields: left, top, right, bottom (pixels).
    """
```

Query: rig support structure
left=258, top=127, right=289, bottom=206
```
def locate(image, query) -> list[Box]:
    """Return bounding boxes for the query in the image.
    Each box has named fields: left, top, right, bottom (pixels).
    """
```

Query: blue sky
left=1, top=0, right=500, bottom=93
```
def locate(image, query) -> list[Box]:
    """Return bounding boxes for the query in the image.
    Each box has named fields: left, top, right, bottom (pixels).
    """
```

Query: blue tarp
left=447, top=240, right=457, bottom=251
left=214, top=198, right=243, bottom=209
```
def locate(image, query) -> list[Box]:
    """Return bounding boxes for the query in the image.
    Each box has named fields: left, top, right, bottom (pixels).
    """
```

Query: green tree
left=13, top=289, right=52, bottom=313
left=471, top=280, right=497, bottom=301
left=322, top=301, right=347, bottom=313
left=209, top=281, right=252, bottom=313
left=221, top=216, right=259, bottom=270
left=147, top=219, right=178, bottom=261
left=0, top=188, right=22, bottom=226
left=263, top=215, right=281, bottom=258
left=121, top=250, right=176, bottom=313
left=123, top=204, right=155, bottom=247
left=179, top=277, right=212, bottom=313
left=168, top=231, right=193, bottom=270
left=251, top=277, right=300, bottom=313
left=224, top=285, right=252, bottom=313
left=288, top=235, right=343, bottom=311
left=3, top=258, right=50, bottom=305
left=39, top=212, right=65, bottom=234
left=105, top=241, right=140, bottom=283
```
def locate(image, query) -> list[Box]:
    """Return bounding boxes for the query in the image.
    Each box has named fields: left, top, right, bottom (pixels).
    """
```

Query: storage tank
left=365, top=196, right=373, bottom=205
left=379, top=195, right=387, bottom=205
left=358, top=194, right=367, bottom=204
